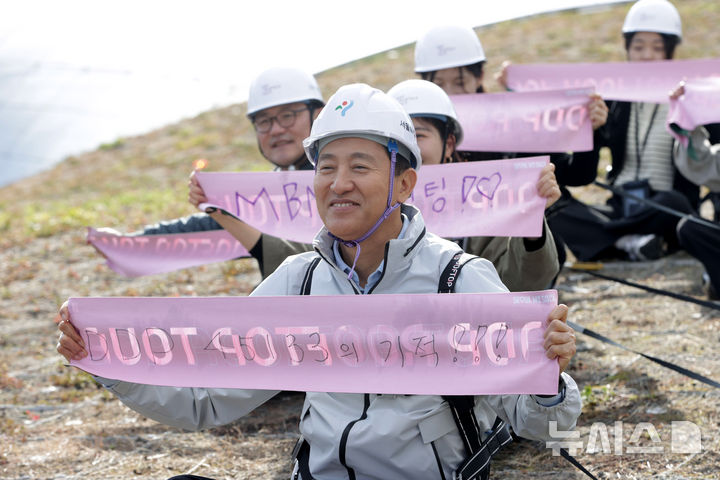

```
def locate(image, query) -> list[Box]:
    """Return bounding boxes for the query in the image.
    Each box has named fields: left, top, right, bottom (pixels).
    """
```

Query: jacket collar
left=313, top=204, right=427, bottom=274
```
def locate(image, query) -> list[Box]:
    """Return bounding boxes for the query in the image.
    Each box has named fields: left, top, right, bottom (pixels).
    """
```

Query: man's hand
left=56, top=301, right=87, bottom=362
left=494, top=60, right=512, bottom=90
left=543, top=304, right=575, bottom=373
left=188, top=170, right=209, bottom=209
left=537, top=163, right=561, bottom=209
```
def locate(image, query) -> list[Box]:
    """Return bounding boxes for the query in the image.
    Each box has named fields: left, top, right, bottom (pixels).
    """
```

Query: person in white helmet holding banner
left=57, top=83, right=581, bottom=480
left=414, top=25, right=607, bottom=280
left=547, top=0, right=720, bottom=267
left=103, top=67, right=323, bottom=279
left=388, top=79, right=561, bottom=291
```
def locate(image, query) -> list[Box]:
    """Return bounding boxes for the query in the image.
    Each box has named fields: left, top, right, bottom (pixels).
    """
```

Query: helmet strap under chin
left=329, top=140, right=401, bottom=280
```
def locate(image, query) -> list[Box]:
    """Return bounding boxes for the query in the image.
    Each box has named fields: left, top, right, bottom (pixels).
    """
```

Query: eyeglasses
left=253, top=107, right=309, bottom=134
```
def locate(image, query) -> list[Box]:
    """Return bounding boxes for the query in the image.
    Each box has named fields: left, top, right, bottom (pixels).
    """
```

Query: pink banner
left=196, top=157, right=547, bottom=243
left=87, top=228, right=249, bottom=277
left=667, top=78, right=720, bottom=146
left=507, top=58, right=720, bottom=104
left=68, top=291, right=560, bottom=395
left=451, top=88, right=594, bottom=152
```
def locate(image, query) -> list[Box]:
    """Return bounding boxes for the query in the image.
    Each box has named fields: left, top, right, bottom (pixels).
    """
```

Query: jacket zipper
left=338, top=393, right=370, bottom=480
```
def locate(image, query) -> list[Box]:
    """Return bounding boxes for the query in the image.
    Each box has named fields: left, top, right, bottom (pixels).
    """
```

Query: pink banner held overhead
left=68, top=291, right=560, bottom=395
left=667, top=77, right=720, bottom=146
left=196, top=157, right=548, bottom=243
left=87, top=228, right=249, bottom=277
left=450, top=88, right=594, bottom=153
left=507, top=58, right=720, bottom=104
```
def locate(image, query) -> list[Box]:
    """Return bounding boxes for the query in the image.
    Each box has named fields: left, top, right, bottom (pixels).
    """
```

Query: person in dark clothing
left=545, top=0, right=720, bottom=266
left=670, top=82, right=720, bottom=300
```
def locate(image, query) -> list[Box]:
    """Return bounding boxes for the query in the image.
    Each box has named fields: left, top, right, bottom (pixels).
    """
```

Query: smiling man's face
left=254, top=102, right=312, bottom=168
left=313, top=137, right=414, bottom=241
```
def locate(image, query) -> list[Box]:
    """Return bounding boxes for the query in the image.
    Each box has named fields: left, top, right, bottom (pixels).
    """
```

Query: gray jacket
left=99, top=205, right=581, bottom=480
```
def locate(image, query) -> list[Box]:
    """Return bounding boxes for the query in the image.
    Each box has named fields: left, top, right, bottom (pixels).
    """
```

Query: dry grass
left=2, top=1, right=720, bottom=479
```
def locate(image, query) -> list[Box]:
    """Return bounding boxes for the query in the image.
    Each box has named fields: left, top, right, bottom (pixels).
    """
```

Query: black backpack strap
left=442, top=395, right=483, bottom=454
left=452, top=417, right=513, bottom=480
left=299, top=256, right=321, bottom=295
left=291, top=435, right=315, bottom=480
left=439, top=251, right=511, bottom=480
left=438, top=251, right=481, bottom=293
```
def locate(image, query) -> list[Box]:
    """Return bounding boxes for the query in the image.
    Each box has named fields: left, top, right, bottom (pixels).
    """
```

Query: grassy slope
left=1, top=1, right=720, bottom=478
left=2, top=1, right=719, bottom=247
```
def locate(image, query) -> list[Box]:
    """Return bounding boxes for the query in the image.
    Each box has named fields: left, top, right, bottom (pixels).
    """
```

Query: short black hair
left=623, top=32, right=680, bottom=59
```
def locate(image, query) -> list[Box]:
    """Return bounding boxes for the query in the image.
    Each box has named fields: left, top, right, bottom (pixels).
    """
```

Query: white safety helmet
left=414, top=25, right=486, bottom=73
left=387, top=79, right=464, bottom=145
left=246, top=67, right=324, bottom=117
left=622, top=0, right=682, bottom=39
left=303, top=83, right=422, bottom=170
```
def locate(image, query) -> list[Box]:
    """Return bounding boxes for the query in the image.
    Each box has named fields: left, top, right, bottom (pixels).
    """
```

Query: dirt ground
left=1, top=211, right=719, bottom=479
left=2, top=2, right=720, bottom=475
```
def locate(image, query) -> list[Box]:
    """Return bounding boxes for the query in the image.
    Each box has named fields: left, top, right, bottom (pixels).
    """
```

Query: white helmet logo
left=261, top=83, right=281, bottom=96
left=436, top=45, right=456, bottom=57
left=334, top=100, right=355, bottom=117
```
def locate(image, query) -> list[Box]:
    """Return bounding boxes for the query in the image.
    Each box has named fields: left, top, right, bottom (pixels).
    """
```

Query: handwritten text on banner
left=68, top=291, right=560, bottom=395
left=87, top=228, right=249, bottom=277
left=451, top=88, right=594, bottom=153
left=507, top=58, right=720, bottom=104
left=196, top=158, right=548, bottom=243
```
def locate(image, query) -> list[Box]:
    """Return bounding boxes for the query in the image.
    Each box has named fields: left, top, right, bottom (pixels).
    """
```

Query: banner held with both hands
left=197, top=157, right=548, bottom=243
left=68, top=290, right=560, bottom=395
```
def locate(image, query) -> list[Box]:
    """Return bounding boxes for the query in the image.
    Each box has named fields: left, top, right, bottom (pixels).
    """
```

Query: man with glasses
left=244, top=67, right=325, bottom=171
left=97, top=67, right=324, bottom=279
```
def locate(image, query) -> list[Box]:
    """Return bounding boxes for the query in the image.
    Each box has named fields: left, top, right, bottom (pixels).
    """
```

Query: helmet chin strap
left=328, top=140, right=401, bottom=280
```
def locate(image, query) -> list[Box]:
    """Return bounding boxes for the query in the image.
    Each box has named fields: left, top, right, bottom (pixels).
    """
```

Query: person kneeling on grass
left=57, top=83, right=581, bottom=480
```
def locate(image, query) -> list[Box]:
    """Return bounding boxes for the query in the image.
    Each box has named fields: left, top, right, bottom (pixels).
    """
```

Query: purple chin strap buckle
left=328, top=140, right=401, bottom=280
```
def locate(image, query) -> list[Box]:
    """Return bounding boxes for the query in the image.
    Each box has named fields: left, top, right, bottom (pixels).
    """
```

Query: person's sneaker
left=614, top=234, right=665, bottom=261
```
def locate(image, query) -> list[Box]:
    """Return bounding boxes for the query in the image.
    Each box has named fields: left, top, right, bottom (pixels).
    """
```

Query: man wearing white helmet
left=57, top=83, right=581, bottom=480
left=547, top=0, right=720, bottom=269
left=245, top=67, right=325, bottom=171
left=138, top=67, right=323, bottom=278
left=388, top=79, right=561, bottom=292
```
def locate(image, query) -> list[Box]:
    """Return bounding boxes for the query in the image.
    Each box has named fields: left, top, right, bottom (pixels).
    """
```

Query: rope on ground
left=569, top=266, right=720, bottom=312
left=568, top=320, right=720, bottom=389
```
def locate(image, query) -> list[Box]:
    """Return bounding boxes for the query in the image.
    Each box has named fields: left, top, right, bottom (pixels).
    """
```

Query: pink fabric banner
left=667, top=78, right=720, bottom=146
left=68, top=291, right=560, bottom=395
left=507, top=58, right=720, bottom=104
left=450, top=88, right=594, bottom=153
left=196, top=157, right=547, bottom=243
left=87, top=228, right=249, bottom=277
